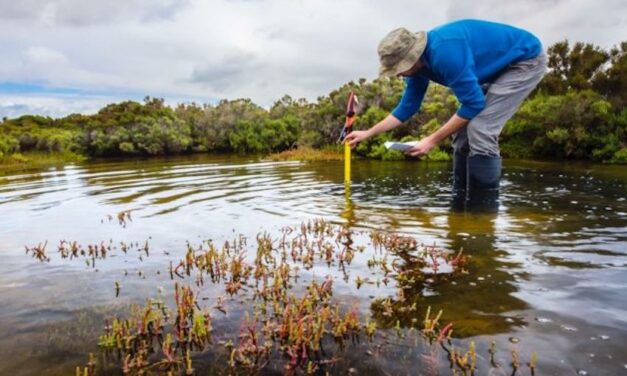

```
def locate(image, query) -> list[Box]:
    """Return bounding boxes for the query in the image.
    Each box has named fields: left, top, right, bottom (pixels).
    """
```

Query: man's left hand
left=406, top=137, right=436, bottom=157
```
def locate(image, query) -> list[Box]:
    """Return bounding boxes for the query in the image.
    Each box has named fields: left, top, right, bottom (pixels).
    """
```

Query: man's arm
left=407, top=39, right=483, bottom=156
left=406, top=113, right=468, bottom=156
left=345, top=114, right=402, bottom=148
left=345, top=75, right=429, bottom=148
left=391, top=76, right=430, bottom=122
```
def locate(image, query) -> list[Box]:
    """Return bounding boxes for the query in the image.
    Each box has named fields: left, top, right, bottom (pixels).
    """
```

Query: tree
left=538, top=40, right=610, bottom=94
left=593, top=41, right=627, bottom=108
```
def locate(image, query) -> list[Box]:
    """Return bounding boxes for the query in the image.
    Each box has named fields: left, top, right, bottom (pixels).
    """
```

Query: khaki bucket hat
left=378, top=28, right=427, bottom=77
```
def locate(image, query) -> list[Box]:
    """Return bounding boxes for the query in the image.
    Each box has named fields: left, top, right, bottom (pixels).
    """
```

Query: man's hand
left=405, top=114, right=468, bottom=157
left=406, top=137, right=436, bottom=157
left=343, top=115, right=403, bottom=148
left=344, top=130, right=372, bottom=148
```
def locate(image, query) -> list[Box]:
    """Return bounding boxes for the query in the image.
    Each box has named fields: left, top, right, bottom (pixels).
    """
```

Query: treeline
left=1, top=40, right=625, bottom=163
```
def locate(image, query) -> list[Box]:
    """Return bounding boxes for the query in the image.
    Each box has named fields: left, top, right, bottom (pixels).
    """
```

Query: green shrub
left=610, top=148, right=627, bottom=163
left=502, top=91, right=623, bottom=161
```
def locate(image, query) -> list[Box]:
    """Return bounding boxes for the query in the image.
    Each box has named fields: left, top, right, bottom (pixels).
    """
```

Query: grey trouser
left=452, top=52, right=547, bottom=157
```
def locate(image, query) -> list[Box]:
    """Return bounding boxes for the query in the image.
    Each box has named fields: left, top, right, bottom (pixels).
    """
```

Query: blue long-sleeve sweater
left=391, top=19, right=542, bottom=122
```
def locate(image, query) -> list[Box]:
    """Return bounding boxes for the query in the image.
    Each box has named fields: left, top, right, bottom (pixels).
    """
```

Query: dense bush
left=176, top=98, right=265, bottom=152
left=0, top=133, right=19, bottom=157
left=83, top=98, right=193, bottom=156
left=0, top=114, right=83, bottom=156
left=229, top=115, right=300, bottom=153
left=501, top=91, right=622, bottom=161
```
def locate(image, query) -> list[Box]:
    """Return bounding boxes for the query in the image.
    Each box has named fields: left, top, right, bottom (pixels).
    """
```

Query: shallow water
left=0, top=155, right=626, bottom=375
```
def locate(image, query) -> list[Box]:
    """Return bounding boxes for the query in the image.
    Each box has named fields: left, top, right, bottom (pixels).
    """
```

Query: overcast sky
left=1, top=0, right=626, bottom=118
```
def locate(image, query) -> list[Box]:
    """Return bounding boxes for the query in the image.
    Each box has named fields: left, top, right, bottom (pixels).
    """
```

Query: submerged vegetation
left=25, top=217, right=543, bottom=375
left=1, top=40, right=626, bottom=166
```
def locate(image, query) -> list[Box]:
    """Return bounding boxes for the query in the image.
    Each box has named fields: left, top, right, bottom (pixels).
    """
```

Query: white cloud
left=445, top=0, right=627, bottom=48
left=0, top=94, right=111, bottom=118
left=0, top=0, right=188, bottom=25
left=23, top=47, right=70, bottom=65
left=0, top=0, right=625, bottom=117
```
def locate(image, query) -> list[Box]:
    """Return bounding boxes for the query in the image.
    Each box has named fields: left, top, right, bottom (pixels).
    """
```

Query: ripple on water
left=0, top=157, right=626, bottom=375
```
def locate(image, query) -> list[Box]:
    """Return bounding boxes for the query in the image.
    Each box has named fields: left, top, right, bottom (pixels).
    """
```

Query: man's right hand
left=344, top=114, right=402, bottom=148
left=344, top=130, right=371, bottom=148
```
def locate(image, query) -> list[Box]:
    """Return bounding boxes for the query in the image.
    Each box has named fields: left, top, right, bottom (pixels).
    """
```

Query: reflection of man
left=346, top=19, right=546, bottom=210
left=369, top=208, right=528, bottom=337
